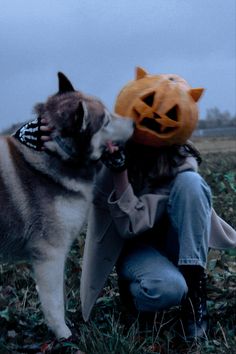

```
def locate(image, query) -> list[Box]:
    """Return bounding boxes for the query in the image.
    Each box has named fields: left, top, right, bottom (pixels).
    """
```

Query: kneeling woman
left=80, top=68, right=236, bottom=340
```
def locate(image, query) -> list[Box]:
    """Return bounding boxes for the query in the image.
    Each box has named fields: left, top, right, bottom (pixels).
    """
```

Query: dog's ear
left=58, top=72, right=75, bottom=94
left=75, top=101, right=87, bottom=132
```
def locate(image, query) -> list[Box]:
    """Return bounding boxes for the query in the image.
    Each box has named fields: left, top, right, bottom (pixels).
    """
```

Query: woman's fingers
left=40, top=118, right=54, bottom=133
left=40, top=125, right=54, bottom=132
left=41, top=135, right=52, bottom=142
left=39, top=119, right=54, bottom=146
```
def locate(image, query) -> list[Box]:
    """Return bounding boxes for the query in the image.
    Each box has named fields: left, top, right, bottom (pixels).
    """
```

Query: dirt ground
left=191, top=136, right=236, bottom=154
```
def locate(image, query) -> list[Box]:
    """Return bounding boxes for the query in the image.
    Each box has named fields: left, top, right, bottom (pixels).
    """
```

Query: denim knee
left=130, top=272, right=188, bottom=312
left=169, top=171, right=212, bottom=211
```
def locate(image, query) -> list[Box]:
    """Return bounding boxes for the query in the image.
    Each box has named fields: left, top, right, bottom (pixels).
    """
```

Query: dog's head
left=34, top=73, right=134, bottom=162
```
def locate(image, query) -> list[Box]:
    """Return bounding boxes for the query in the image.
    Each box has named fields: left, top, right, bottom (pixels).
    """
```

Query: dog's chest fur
left=54, top=184, right=92, bottom=240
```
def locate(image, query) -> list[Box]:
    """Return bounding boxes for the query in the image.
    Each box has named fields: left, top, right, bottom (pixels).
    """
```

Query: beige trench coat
left=80, top=157, right=236, bottom=321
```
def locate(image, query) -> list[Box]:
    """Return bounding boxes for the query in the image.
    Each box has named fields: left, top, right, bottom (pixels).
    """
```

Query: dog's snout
left=125, top=116, right=135, bottom=129
left=127, top=117, right=135, bottom=134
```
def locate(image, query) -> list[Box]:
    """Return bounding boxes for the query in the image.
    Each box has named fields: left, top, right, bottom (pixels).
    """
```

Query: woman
left=14, top=68, right=236, bottom=341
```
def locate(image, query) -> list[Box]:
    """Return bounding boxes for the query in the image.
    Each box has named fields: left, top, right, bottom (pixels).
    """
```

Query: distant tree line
left=1, top=107, right=236, bottom=135
left=198, top=107, right=236, bottom=129
left=0, top=122, right=26, bottom=135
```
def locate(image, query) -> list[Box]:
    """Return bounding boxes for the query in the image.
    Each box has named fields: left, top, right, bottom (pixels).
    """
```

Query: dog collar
left=54, top=136, right=79, bottom=159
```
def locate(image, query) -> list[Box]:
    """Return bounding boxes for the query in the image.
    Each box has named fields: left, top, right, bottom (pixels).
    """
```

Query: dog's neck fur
left=9, top=137, right=97, bottom=192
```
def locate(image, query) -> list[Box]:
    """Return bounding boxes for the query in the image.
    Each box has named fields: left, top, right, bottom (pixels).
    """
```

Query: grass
left=0, top=150, right=235, bottom=353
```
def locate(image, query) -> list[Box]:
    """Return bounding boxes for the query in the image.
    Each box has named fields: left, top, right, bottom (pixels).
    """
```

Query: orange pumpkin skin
left=114, top=67, right=204, bottom=147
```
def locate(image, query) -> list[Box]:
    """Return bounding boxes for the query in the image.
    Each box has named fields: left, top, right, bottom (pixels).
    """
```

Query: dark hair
left=126, top=140, right=201, bottom=195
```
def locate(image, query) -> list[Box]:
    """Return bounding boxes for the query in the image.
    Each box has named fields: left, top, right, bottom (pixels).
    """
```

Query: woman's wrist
left=112, top=169, right=129, bottom=199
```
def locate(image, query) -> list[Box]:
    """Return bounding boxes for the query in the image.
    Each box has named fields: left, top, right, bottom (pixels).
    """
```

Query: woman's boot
left=180, top=265, right=209, bottom=340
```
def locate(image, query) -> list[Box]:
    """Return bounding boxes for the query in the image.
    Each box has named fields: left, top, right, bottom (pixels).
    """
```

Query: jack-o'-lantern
left=115, top=67, right=204, bottom=147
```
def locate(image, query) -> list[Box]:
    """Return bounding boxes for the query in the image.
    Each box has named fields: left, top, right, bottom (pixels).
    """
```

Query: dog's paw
left=40, top=335, right=82, bottom=353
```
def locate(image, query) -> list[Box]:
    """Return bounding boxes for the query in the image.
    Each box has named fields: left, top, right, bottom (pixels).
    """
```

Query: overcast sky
left=0, top=0, right=235, bottom=131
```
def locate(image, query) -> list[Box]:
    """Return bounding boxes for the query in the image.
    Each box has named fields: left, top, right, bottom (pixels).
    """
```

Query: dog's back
left=0, top=136, right=34, bottom=260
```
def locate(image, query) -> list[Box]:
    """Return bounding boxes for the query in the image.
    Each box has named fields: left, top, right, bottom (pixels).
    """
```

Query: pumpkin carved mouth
left=140, top=118, right=174, bottom=134
left=140, top=118, right=163, bottom=134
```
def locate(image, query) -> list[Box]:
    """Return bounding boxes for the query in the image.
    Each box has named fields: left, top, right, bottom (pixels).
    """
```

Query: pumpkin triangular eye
left=166, top=105, right=178, bottom=121
left=142, top=92, right=155, bottom=107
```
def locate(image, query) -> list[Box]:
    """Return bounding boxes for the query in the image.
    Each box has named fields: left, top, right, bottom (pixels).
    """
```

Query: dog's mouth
left=90, top=140, right=124, bottom=161
left=105, top=140, right=120, bottom=153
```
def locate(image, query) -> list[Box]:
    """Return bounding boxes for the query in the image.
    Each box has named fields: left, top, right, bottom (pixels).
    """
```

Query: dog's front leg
left=32, top=253, right=72, bottom=339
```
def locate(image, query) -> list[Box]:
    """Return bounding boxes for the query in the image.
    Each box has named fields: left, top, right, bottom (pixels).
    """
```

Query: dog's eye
left=103, top=119, right=109, bottom=127
left=103, top=110, right=112, bottom=127
left=102, top=114, right=111, bottom=128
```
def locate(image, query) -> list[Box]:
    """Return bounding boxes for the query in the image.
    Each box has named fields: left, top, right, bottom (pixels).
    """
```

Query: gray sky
left=0, top=0, right=235, bottom=131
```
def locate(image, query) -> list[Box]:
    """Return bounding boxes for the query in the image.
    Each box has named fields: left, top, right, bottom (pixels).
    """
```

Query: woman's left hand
left=14, top=117, right=53, bottom=150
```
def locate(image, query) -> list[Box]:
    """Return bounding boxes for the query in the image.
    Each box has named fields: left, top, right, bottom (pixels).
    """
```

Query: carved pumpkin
left=115, top=67, right=204, bottom=147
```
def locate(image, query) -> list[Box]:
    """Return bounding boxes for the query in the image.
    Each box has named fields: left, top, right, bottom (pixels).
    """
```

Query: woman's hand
left=101, top=141, right=127, bottom=173
left=13, top=117, right=53, bottom=150
left=101, top=141, right=129, bottom=198
left=40, top=118, right=53, bottom=149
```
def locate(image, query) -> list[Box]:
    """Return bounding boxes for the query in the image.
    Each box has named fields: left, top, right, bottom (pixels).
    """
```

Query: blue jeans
left=116, top=171, right=212, bottom=313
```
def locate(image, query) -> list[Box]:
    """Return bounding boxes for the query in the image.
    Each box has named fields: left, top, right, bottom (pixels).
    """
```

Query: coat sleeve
left=209, top=209, right=236, bottom=249
left=108, top=183, right=169, bottom=239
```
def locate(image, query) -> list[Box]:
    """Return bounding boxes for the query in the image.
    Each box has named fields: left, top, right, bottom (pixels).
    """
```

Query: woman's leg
left=167, top=171, right=212, bottom=269
left=117, top=244, right=188, bottom=313
left=167, top=171, right=212, bottom=339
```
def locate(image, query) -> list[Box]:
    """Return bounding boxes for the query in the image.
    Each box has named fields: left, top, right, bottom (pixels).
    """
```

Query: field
left=0, top=137, right=235, bottom=353
left=192, top=136, right=236, bottom=154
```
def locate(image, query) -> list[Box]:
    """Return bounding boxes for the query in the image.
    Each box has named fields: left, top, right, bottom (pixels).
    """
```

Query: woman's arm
left=112, top=170, right=129, bottom=198
left=108, top=182, right=169, bottom=239
left=101, top=143, right=169, bottom=239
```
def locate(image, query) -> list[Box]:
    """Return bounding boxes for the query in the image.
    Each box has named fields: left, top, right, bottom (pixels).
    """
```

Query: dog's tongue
left=106, top=140, right=118, bottom=153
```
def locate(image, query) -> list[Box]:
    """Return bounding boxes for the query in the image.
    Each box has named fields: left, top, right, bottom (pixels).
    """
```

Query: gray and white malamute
left=0, top=73, right=133, bottom=339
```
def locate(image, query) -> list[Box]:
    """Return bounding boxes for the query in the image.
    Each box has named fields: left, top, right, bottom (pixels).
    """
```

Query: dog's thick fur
left=0, top=73, right=133, bottom=339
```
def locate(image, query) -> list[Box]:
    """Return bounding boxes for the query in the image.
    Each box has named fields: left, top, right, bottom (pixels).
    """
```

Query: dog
left=0, top=72, right=134, bottom=339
